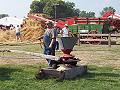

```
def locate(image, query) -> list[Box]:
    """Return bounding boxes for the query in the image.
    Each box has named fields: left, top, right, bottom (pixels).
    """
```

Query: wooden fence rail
left=77, top=33, right=120, bottom=47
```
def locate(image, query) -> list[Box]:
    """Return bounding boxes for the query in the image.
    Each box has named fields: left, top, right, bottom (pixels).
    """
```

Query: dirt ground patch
left=0, top=53, right=46, bottom=65
left=72, top=50, right=120, bottom=69
left=0, top=50, right=120, bottom=69
left=0, top=44, right=120, bottom=69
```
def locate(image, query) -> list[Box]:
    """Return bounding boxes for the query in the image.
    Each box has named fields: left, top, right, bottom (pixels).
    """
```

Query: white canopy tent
left=0, top=17, right=24, bottom=26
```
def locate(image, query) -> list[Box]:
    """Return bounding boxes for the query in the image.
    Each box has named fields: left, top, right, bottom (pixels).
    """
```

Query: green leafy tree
left=0, top=14, right=9, bottom=19
left=100, top=6, right=116, bottom=16
left=79, top=11, right=95, bottom=18
left=30, top=1, right=45, bottom=13
left=74, top=9, right=80, bottom=17
left=30, top=0, right=80, bottom=18
left=87, top=12, right=95, bottom=18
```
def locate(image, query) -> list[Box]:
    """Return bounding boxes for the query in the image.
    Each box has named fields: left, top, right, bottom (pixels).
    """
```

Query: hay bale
left=0, top=13, right=46, bottom=42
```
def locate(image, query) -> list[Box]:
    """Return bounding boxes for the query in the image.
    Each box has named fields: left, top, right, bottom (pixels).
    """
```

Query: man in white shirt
left=15, top=25, right=21, bottom=41
left=61, top=24, right=71, bottom=37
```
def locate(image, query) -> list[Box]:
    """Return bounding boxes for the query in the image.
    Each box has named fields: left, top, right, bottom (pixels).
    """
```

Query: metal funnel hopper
left=57, top=37, right=77, bottom=50
left=57, top=37, right=77, bottom=60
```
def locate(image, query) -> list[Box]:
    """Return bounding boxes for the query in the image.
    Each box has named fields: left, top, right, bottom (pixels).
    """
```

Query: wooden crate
left=36, top=65, right=87, bottom=80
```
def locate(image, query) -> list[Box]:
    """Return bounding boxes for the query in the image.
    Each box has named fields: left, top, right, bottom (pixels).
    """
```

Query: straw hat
left=64, top=24, right=68, bottom=27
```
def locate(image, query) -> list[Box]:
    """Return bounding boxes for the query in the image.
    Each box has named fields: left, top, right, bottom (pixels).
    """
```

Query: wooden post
left=77, top=32, right=80, bottom=46
left=77, top=26, right=80, bottom=46
left=10, top=50, right=60, bottom=60
left=108, top=33, right=111, bottom=47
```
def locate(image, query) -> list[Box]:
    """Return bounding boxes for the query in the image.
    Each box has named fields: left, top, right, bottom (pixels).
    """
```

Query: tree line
left=0, top=0, right=116, bottom=19
left=30, top=0, right=116, bottom=19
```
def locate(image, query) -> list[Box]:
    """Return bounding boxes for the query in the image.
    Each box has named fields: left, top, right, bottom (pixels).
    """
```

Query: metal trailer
left=67, top=17, right=120, bottom=44
left=68, top=17, right=110, bottom=34
left=68, top=17, right=120, bottom=35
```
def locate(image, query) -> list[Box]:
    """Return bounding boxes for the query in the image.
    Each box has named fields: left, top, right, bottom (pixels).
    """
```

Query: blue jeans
left=55, top=41, right=59, bottom=50
left=43, top=47, right=55, bottom=67
left=43, top=35, right=56, bottom=67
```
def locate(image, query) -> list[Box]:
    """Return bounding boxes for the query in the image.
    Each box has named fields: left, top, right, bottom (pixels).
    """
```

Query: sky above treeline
left=0, top=0, right=119, bottom=18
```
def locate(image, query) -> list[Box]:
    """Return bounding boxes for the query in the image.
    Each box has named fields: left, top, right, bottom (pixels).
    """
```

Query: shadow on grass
left=35, top=66, right=120, bottom=82
left=0, top=67, right=22, bottom=81
left=79, top=66, right=120, bottom=83
left=82, top=72, right=119, bottom=82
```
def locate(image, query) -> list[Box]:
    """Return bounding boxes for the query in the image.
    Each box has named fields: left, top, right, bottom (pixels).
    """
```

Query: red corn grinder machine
left=53, top=37, right=80, bottom=67
left=36, top=37, right=87, bottom=79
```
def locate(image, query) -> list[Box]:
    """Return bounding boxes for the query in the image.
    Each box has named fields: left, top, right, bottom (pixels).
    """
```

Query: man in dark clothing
left=42, top=21, right=57, bottom=67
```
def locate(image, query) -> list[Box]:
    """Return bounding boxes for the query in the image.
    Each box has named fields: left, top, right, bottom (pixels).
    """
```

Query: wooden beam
left=79, top=34, right=120, bottom=37
left=80, top=39, right=116, bottom=41
left=10, top=50, right=60, bottom=61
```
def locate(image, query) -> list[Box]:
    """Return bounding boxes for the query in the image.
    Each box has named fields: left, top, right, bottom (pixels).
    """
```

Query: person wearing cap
left=42, top=21, right=57, bottom=68
left=61, top=24, right=72, bottom=37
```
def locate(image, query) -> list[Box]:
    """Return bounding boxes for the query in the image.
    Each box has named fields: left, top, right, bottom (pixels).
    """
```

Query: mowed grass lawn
left=0, top=43, right=120, bottom=90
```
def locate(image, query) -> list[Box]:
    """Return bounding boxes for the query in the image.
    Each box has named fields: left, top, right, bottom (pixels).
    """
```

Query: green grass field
left=0, top=43, right=120, bottom=90
left=0, top=65, right=120, bottom=90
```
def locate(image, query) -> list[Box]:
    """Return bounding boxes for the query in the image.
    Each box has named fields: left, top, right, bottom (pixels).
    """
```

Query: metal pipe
left=54, top=4, right=59, bottom=21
